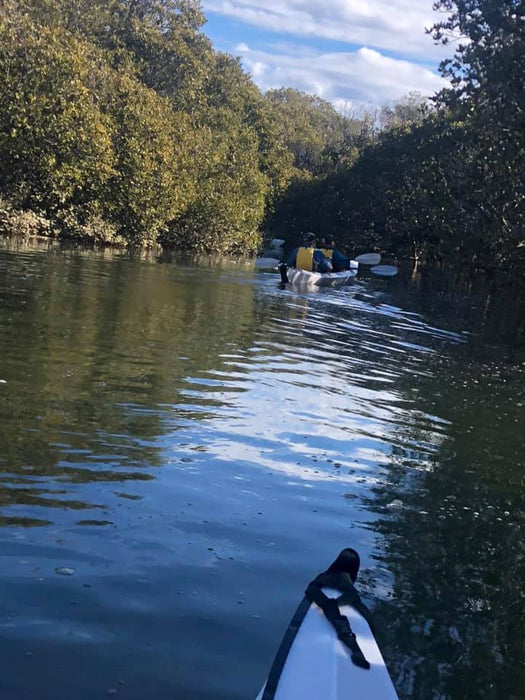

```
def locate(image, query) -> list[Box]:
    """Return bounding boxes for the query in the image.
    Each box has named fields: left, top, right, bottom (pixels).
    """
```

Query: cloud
left=235, top=42, right=447, bottom=106
left=202, top=0, right=449, bottom=60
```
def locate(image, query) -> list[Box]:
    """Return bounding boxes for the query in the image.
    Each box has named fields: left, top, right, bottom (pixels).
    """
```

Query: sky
left=200, top=0, right=452, bottom=111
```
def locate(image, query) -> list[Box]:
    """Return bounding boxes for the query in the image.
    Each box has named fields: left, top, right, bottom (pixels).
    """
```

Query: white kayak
left=283, top=261, right=358, bottom=287
left=257, top=549, right=399, bottom=700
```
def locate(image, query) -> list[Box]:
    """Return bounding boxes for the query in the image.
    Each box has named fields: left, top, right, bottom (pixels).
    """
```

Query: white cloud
left=236, top=42, right=447, bottom=106
left=251, top=60, right=268, bottom=77
left=203, top=0, right=449, bottom=60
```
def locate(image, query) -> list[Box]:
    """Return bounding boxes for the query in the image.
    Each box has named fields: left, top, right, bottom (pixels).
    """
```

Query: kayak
left=256, top=549, right=399, bottom=700
left=282, top=262, right=358, bottom=287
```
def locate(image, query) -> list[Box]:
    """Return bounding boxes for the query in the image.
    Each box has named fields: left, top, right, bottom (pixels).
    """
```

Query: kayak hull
left=257, top=587, right=398, bottom=699
left=286, top=262, right=358, bottom=287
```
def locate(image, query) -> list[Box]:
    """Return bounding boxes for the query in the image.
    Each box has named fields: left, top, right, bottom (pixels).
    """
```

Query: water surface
left=0, top=241, right=523, bottom=699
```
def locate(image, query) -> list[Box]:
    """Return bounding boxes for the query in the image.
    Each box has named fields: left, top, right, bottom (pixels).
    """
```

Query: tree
left=0, top=0, right=289, bottom=251
left=379, top=92, right=429, bottom=130
left=431, top=0, right=524, bottom=109
left=431, top=0, right=525, bottom=267
left=107, top=0, right=213, bottom=112
left=0, top=16, right=114, bottom=220
left=103, top=74, right=198, bottom=245
left=161, top=53, right=289, bottom=253
left=265, top=88, right=365, bottom=175
left=268, top=2, right=524, bottom=272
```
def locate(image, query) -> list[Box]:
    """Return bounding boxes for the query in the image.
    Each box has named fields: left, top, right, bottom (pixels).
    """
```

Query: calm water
left=0, top=241, right=523, bottom=700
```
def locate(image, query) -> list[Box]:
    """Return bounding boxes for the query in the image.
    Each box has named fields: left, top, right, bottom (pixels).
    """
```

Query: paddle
left=370, top=265, right=398, bottom=277
left=355, top=253, right=381, bottom=265
left=255, top=252, right=380, bottom=268
left=278, top=262, right=289, bottom=284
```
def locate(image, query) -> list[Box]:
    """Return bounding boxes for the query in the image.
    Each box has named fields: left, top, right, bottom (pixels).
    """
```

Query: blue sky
left=200, top=0, right=452, bottom=110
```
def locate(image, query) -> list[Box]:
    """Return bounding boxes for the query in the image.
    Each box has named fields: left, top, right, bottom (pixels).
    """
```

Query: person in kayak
left=319, top=235, right=352, bottom=271
left=286, top=232, right=332, bottom=272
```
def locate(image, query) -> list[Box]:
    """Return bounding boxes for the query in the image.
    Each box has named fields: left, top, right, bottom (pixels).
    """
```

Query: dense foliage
left=0, top=0, right=293, bottom=252
left=265, top=89, right=378, bottom=176
left=0, top=0, right=522, bottom=269
left=269, top=0, right=524, bottom=271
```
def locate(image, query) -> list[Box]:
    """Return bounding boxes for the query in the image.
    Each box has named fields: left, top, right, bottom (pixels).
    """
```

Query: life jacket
left=320, top=248, right=334, bottom=260
left=296, top=245, right=315, bottom=271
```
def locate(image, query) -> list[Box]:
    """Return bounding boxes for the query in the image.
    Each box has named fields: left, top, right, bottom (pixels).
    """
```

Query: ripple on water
left=0, top=246, right=522, bottom=700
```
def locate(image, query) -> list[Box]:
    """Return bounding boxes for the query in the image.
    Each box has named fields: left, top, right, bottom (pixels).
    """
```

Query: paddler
left=286, top=232, right=332, bottom=272
left=319, top=234, right=353, bottom=272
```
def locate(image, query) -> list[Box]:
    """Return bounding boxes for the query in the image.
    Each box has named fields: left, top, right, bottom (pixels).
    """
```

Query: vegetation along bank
left=0, top=1, right=522, bottom=272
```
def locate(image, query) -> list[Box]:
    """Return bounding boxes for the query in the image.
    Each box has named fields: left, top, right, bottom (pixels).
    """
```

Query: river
left=0, top=240, right=523, bottom=700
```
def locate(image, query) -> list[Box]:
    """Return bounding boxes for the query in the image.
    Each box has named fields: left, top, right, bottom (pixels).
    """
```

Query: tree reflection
left=0, top=247, right=258, bottom=525
left=362, top=308, right=524, bottom=699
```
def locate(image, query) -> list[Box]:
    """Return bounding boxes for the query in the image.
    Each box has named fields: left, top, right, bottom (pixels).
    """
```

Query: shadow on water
left=356, top=265, right=525, bottom=699
left=0, top=239, right=523, bottom=699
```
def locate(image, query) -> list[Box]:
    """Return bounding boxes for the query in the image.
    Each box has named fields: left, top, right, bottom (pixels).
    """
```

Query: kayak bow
left=257, top=549, right=399, bottom=700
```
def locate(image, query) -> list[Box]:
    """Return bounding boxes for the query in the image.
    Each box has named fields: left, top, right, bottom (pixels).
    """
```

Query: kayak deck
left=257, top=549, right=399, bottom=700
left=257, top=588, right=398, bottom=699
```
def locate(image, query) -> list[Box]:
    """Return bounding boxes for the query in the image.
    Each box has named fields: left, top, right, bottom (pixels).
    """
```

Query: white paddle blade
left=370, top=265, right=398, bottom=277
left=355, top=253, right=381, bottom=265
left=255, top=257, right=281, bottom=269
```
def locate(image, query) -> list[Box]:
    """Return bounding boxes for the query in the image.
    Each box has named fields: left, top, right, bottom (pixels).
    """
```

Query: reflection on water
left=0, top=240, right=523, bottom=699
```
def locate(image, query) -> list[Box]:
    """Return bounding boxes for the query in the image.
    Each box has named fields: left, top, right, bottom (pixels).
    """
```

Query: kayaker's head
left=325, top=235, right=336, bottom=248
left=303, top=232, right=316, bottom=247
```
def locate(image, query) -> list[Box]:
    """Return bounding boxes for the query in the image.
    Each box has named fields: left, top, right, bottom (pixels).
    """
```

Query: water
left=0, top=241, right=523, bottom=700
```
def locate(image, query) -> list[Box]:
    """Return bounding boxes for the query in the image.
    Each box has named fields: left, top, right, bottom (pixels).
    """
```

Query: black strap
left=261, top=571, right=374, bottom=699
left=305, top=574, right=371, bottom=670
left=261, top=596, right=312, bottom=700
left=315, top=571, right=375, bottom=634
